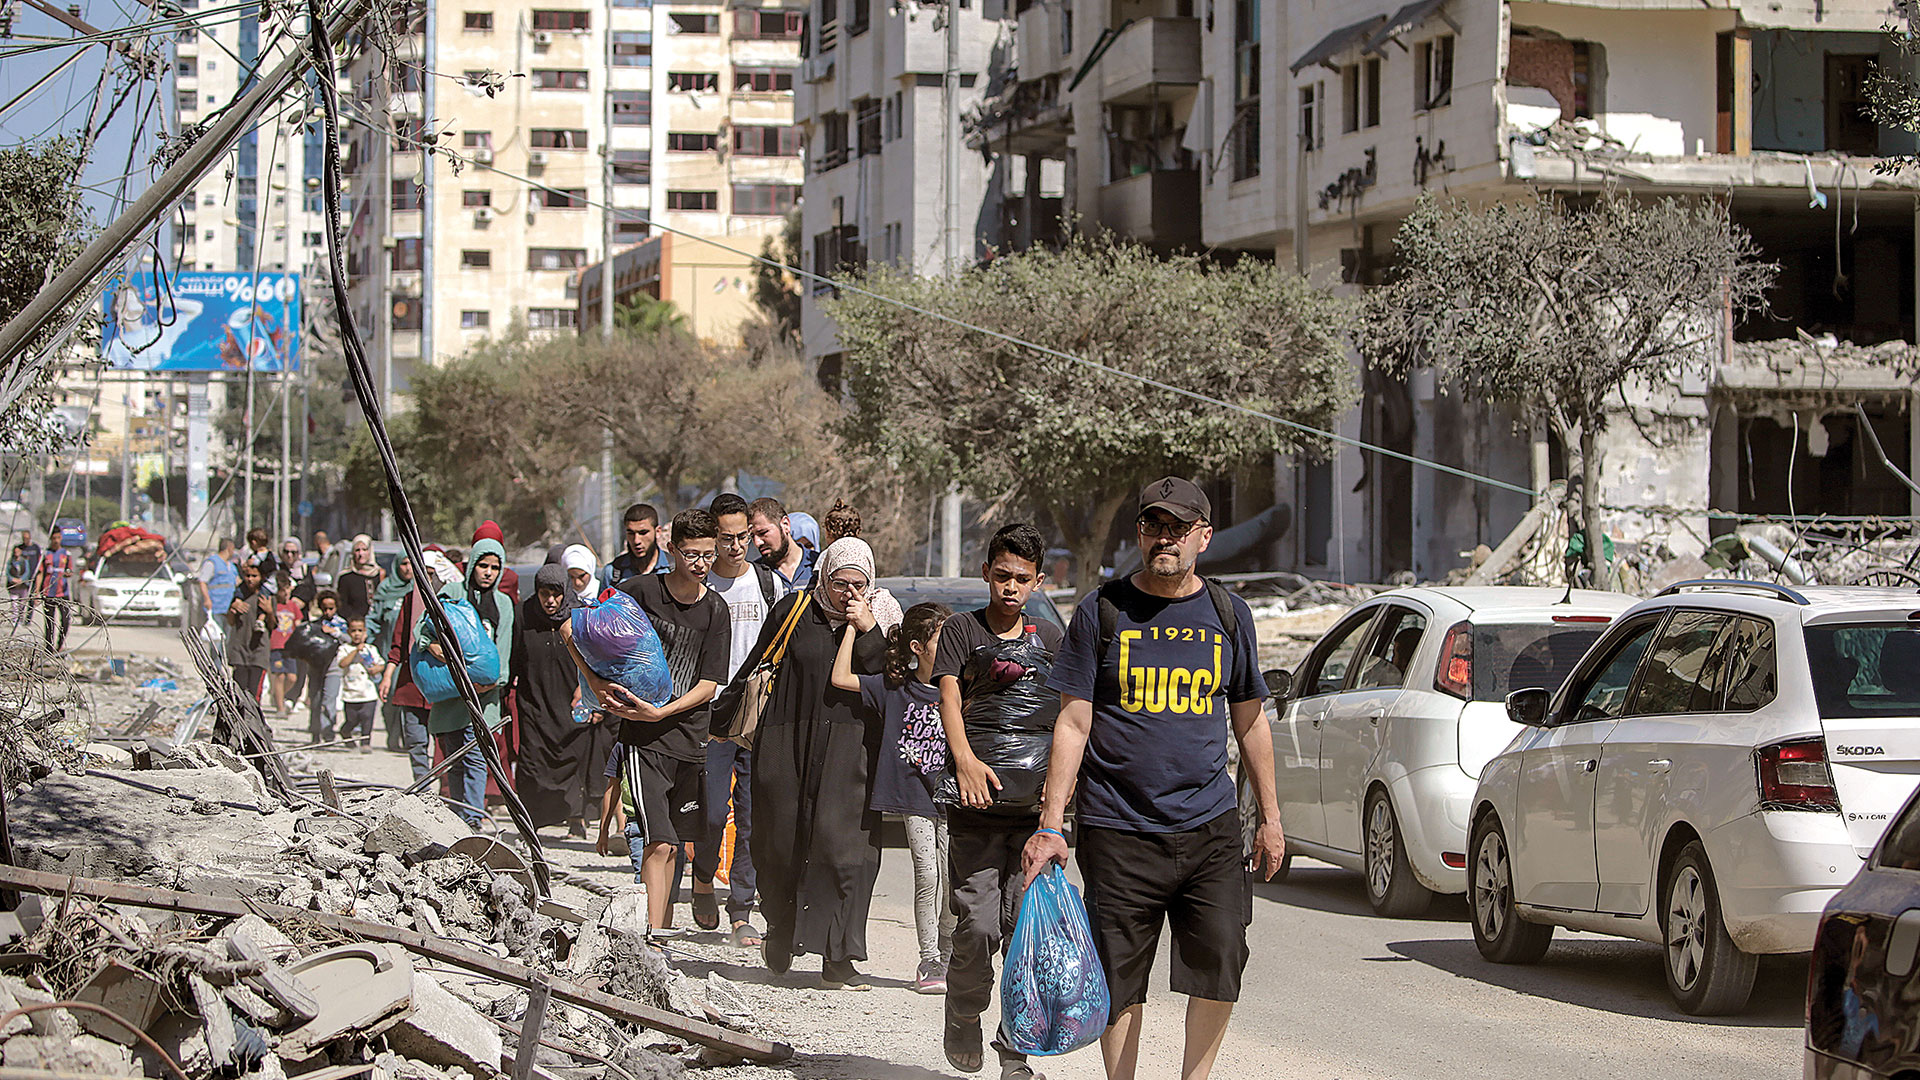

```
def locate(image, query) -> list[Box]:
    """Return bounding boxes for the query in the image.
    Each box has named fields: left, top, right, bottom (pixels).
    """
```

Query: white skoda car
left=1469, top=581, right=1920, bottom=1015
left=1258, top=586, right=1634, bottom=916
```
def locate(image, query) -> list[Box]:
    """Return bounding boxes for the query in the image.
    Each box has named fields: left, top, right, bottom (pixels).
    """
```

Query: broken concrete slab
left=384, top=968, right=504, bottom=1076
left=362, top=793, right=472, bottom=860
left=276, top=943, right=414, bottom=1061
left=2, top=1032, right=139, bottom=1077
left=71, top=961, right=170, bottom=1044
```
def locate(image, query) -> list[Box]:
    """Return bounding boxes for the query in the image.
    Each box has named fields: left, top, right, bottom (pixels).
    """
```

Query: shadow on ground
left=1255, top=864, right=1471, bottom=925
left=1389, top=935, right=1807, bottom=1027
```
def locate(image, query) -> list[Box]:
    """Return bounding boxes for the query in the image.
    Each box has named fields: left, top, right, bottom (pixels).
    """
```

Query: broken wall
left=1750, top=30, right=1920, bottom=156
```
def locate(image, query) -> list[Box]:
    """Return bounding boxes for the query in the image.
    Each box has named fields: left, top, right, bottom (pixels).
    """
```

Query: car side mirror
left=1262, top=668, right=1292, bottom=701
left=1505, top=687, right=1551, bottom=727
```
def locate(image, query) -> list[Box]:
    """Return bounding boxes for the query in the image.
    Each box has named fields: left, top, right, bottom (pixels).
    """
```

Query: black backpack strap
left=1204, top=578, right=1238, bottom=641
left=1096, top=578, right=1238, bottom=667
left=1094, top=583, right=1120, bottom=670
left=754, top=563, right=777, bottom=602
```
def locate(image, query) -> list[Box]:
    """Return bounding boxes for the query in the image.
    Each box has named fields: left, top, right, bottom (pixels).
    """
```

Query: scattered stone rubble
left=0, top=732, right=783, bottom=1080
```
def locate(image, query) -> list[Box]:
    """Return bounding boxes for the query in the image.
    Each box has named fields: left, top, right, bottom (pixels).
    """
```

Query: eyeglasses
left=824, top=577, right=867, bottom=594
left=1138, top=517, right=1204, bottom=539
left=676, top=549, right=718, bottom=564
left=718, top=531, right=753, bottom=547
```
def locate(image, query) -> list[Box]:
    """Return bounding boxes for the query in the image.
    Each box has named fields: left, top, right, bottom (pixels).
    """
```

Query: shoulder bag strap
left=761, top=592, right=811, bottom=671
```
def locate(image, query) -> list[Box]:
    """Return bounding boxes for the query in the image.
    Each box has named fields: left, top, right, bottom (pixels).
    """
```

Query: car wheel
left=1364, top=788, right=1433, bottom=917
left=1662, top=841, right=1757, bottom=1015
left=1469, top=812, right=1553, bottom=964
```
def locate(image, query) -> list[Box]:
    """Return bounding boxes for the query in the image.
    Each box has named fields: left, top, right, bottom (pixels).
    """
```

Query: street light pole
left=599, top=4, right=617, bottom=558
left=938, top=0, right=962, bottom=577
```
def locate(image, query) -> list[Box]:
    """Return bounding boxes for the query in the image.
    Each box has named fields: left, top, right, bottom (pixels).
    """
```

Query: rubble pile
left=0, top=598, right=94, bottom=785
left=0, top=744, right=787, bottom=1080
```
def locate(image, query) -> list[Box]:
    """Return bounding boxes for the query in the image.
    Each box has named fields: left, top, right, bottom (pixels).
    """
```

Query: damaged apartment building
left=917, top=0, right=1920, bottom=581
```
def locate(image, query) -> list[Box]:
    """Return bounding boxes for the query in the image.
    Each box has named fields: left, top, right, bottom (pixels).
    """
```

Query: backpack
left=1093, top=577, right=1239, bottom=669
left=753, top=563, right=777, bottom=605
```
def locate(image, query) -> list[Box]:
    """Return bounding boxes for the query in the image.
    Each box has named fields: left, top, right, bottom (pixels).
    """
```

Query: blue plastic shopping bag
left=410, top=597, right=501, bottom=704
left=569, top=588, right=673, bottom=707
left=1001, top=864, right=1110, bottom=1057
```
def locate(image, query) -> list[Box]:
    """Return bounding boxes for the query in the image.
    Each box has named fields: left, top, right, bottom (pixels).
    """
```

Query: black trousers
left=947, top=812, right=1039, bottom=1041
left=41, top=600, right=69, bottom=651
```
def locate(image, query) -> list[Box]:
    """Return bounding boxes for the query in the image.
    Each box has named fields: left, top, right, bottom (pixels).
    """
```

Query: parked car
left=1469, top=580, right=1920, bottom=1015
left=91, top=555, right=189, bottom=624
left=1804, top=783, right=1920, bottom=1079
left=1254, top=586, right=1633, bottom=915
left=873, top=576, right=1067, bottom=630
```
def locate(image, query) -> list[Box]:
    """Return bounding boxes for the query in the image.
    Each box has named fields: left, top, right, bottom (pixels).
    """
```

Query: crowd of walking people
left=170, top=479, right=1288, bottom=1080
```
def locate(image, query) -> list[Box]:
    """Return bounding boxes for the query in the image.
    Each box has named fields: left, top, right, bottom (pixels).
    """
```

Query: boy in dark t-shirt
left=586, top=508, right=730, bottom=939
left=931, top=523, right=1061, bottom=1080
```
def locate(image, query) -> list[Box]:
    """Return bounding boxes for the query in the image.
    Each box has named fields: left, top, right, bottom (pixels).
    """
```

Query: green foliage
left=823, top=236, right=1356, bottom=592
left=749, top=211, right=802, bottom=349
left=0, top=137, right=98, bottom=455
left=614, top=294, right=690, bottom=337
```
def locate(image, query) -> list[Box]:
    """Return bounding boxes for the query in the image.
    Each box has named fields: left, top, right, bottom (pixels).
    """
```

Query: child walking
left=831, top=600, right=956, bottom=994
left=336, top=618, right=385, bottom=751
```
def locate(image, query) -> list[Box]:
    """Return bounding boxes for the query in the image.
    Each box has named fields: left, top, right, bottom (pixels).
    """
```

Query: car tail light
left=1441, top=851, right=1466, bottom=868
left=1757, top=737, right=1838, bottom=810
left=1434, top=620, right=1472, bottom=698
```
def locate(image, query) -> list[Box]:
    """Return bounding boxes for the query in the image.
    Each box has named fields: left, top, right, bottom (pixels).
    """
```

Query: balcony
left=1095, top=168, right=1200, bottom=249
left=391, top=330, right=422, bottom=359
left=1101, top=17, right=1200, bottom=105
left=967, top=74, right=1072, bottom=156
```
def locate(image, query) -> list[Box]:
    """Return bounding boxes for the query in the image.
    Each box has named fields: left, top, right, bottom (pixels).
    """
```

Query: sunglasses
left=1138, top=517, right=1203, bottom=539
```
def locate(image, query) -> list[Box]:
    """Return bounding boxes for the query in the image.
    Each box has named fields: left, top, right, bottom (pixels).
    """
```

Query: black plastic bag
left=931, top=628, right=1058, bottom=815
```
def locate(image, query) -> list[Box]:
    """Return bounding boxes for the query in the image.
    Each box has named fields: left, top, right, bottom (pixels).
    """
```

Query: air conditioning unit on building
left=529, top=150, right=549, bottom=166
left=474, top=207, right=494, bottom=223
left=533, top=30, right=554, bottom=44
left=472, top=148, right=493, bottom=163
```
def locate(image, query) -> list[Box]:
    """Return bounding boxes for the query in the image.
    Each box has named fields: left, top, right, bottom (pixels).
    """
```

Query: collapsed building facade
left=802, top=0, right=1920, bottom=582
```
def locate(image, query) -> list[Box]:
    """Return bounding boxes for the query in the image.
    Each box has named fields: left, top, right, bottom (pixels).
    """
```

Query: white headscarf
left=421, top=551, right=460, bottom=589
left=814, top=537, right=902, bottom=632
left=561, top=544, right=599, bottom=603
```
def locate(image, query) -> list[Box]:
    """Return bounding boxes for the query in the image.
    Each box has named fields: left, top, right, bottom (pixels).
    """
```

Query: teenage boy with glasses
left=575, top=507, right=732, bottom=937
left=1024, top=477, right=1287, bottom=1080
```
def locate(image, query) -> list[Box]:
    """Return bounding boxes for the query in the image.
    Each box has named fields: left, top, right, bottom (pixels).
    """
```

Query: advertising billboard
left=101, top=271, right=301, bottom=372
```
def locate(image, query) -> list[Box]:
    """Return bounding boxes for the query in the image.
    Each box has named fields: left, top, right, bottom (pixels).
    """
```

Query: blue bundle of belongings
left=410, top=597, right=501, bottom=703
left=1001, top=865, right=1110, bottom=1056
left=570, top=587, right=672, bottom=708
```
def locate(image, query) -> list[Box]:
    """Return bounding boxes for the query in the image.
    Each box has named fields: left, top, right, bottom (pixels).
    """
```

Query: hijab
left=467, top=538, right=507, bottom=631
left=349, top=534, right=378, bottom=573
left=280, top=536, right=306, bottom=579
left=423, top=551, right=463, bottom=597
left=789, top=512, right=821, bottom=550
left=812, top=537, right=903, bottom=633
left=523, top=563, right=576, bottom=632
left=561, top=544, right=599, bottom=604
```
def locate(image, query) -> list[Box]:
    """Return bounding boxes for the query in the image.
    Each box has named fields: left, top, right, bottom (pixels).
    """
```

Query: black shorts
left=622, top=745, right=706, bottom=849
left=1075, top=808, right=1252, bottom=1008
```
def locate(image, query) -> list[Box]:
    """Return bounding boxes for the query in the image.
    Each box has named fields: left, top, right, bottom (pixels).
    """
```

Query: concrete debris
left=385, top=966, right=504, bottom=1075
left=363, top=792, right=473, bottom=859
left=2, top=1032, right=138, bottom=1077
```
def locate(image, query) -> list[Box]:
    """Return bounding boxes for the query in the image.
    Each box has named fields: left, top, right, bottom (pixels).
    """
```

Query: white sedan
left=90, top=558, right=186, bottom=624
left=1470, top=580, right=1920, bottom=1015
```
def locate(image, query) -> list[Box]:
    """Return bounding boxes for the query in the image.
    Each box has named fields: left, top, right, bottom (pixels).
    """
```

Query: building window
left=177, top=91, right=197, bottom=112
left=848, top=0, right=869, bottom=36
left=528, top=308, right=578, bottom=330
left=303, top=231, right=323, bottom=247
left=391, top=297, right=423, bottom=331
left=667, top=11, right=718, bottom=33
left=1417, top=35, right=1454, bottom=110
left=463, top=10, right=492, bottom=29
left=530, top=9, right=589, bottom=30
left=461, top=310, right=491, bottom=329
left=666, top=189, right=718, bottom=211
left=612, top=0, right=648, bottom=9
left=810, top=224, right=864, bottom=293
left=733, top=10, right=801, bottom=39
left=392, top=238, right=423, bottom=270
left=612, top=149, right=651, bottom=182
left=612, top=31, right=650, bottom=65
left=531, top=128, right=590, bottom=148
left=1365, top=57, right=1381, bottom=128
left=1341, top=64, right=1360, bottom=134
left=610, top=90, right=651, bottom=125
left=668, top=131, right=719, bottom=151
left=732, top=182, right=798, bottom=215
left=818, top=111, right=849, bottom=170
left=733, top=125, right=801, bottom=156
left=668, top=71, right=719, bottom=92
left=1231, top=0, right=1259, bottom=179
left=461, top=249, right=492, bottom=268
left=390, top=179, right=423, bottom=210
left=535, top=187, right=589, bottom=208
left=734, top=66, right=795, bottom=93
left=1298, top=83, right=1323, bottom=150
left=816, top=0, right=837, bottom=52
left=614, top=208, right=649, bottom=238
left=532, top=69, right=589, bottom=90
left=528, top=248, right=588, bottom=270
left=463, top=130, right=493, bottom=149
left=463, top=189, right=492, bottom=207
left=855, top=97, right=881, bottom=156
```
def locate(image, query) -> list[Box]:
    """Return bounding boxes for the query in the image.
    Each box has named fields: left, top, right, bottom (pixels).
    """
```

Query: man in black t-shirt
left=585, top=507, right=730, bottom=938
left=1024, top=478, right=1286, bottom=1080
left=932, top=523, right=1061, bottom=1079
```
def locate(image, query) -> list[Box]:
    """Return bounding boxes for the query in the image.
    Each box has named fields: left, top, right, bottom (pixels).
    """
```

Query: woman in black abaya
left=511, top=564, right=612, bottom=834
left=747, top=537, right=890, bottom=988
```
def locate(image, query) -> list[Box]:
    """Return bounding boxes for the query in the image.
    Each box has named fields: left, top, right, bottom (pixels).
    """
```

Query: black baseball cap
left=1140, top=477, right=1211, bottom=523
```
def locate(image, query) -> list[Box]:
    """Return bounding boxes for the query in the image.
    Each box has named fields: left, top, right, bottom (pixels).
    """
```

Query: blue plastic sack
left=1001, top=865, right=1110, bottom=1057
left=410, top=597, right=502, bottom=704
left=569, top=588, right=672, bottom=707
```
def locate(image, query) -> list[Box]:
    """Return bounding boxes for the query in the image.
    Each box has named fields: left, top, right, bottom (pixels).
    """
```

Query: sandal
left=730, top=922, right=762, bottom=948
left=945, top=1010, right=983, bottom=1074
left=691, top=888, right=720, bottom=931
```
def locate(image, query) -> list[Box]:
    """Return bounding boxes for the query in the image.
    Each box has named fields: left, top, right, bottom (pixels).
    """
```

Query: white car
left=91, top=558, right=186, bottom=624
left=1469, top=580, right=1920, bottom=1015
left=1260, top=586, right=1634, bottom=916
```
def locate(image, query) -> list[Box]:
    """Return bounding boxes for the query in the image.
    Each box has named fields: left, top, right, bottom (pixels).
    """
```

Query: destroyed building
left=866, top=0, right=1920, bottom=582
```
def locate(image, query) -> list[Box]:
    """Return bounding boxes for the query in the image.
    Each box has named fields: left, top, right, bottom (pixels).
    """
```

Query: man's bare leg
left=1100, top=1003, right=1144, bottom=1080
left=1183, top=997, right=1234, bottom=1080
left=642, top=842, right=674, bottom=931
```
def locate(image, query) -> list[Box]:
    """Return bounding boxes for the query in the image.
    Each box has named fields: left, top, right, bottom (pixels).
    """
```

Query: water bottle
left=572, top=703, right=594, bottom=724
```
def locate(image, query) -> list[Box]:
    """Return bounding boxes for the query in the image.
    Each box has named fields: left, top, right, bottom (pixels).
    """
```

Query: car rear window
left=1805, top=623, right=1920, bottom=718
left=1473, top=623, right=1608, bottom=702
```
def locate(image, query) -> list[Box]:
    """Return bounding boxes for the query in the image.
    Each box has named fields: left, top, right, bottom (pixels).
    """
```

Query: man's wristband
left=1034, top=828, right=1065, bottom=840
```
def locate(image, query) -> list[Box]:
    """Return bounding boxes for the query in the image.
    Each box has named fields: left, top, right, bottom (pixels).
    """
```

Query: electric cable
left=340, top=102, right=1538, bottom=499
